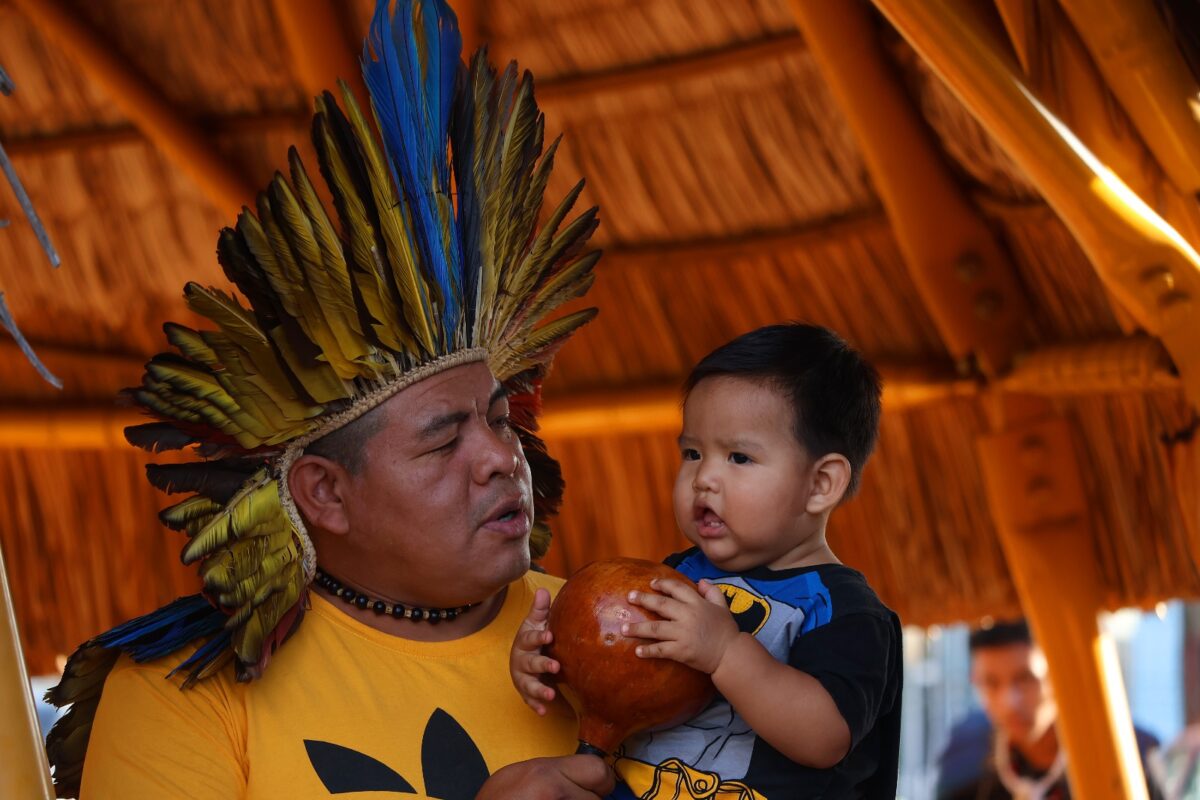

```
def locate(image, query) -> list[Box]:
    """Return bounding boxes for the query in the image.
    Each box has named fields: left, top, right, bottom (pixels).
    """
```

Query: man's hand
left=476, top=755, right=614, bottom=799
left=623, top=578, right=739, bottom=674
left=510, top=588, right=562, bottom=715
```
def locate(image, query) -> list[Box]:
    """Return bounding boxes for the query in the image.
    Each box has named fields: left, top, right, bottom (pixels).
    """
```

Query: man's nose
left=473, top=425, right=519, bottom=483
left=1002, top=685, right=1024, bottom=713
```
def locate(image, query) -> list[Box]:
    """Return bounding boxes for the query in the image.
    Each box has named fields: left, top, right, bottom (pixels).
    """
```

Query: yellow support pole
left=1057, top=0, right=1200, bottom=195
left=978, top=405, right=1148, bottom=800
left=871, top=0, right=1200, bottom=408
left=992, top=0, right=1200, bottom=253
left=0, top=541, right=54, bottom=799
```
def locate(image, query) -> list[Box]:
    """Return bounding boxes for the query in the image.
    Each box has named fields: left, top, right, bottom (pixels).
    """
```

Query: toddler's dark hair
left=684, top=324, right=882, bottom=497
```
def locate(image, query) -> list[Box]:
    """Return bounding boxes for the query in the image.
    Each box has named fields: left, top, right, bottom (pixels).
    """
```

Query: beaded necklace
left=314, top=567, right=479, bottom=624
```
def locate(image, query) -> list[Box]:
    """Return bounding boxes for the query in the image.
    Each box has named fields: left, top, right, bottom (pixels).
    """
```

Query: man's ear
left=805, top=453, right=852, bottom=515
left=289, top=454, right=353, bottom=536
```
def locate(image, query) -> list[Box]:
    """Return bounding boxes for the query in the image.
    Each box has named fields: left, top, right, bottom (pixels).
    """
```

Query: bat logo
left=717, top=584, right=769, bottom=635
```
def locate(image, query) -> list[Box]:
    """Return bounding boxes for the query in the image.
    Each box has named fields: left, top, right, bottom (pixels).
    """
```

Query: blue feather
left=93, top=594, right=226, bottom=663
left=170, top=628, right=234, bottom=682
left=363, top=0, right=464, bottom=344
left=452, top=57, right=481, bottom=334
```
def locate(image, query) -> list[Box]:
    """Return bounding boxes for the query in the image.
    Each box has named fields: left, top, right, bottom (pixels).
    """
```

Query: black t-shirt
left=611, top=548, right=903, bottom=799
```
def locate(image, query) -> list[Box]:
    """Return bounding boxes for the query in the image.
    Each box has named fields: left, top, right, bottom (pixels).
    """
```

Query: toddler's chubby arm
left=626, top=578, right=851, bottom=770
left=510, top=587, right=565, bottom=716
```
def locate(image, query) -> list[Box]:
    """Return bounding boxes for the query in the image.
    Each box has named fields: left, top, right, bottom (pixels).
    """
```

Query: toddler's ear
left=805, top=454, right=852, bottom=515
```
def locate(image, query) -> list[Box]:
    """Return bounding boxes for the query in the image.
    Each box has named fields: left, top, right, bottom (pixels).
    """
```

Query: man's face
left=338, top=362, right=534, bottom=606
left=971, top=642, right=1058, bottom=745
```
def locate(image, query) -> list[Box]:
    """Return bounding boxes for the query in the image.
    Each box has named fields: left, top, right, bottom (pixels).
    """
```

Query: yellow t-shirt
left=81, top=571, right=577, bottom=799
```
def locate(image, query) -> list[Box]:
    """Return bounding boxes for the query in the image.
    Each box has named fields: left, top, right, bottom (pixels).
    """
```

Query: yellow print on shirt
left=617, top=756, right=766, bottom=800
left=718, top=584, right=770, bottom=636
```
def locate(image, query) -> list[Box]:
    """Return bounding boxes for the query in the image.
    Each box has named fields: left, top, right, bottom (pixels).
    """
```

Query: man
left=936, top=620, right=1166, bottom=800
left=43, top=1, right=611, bottom=797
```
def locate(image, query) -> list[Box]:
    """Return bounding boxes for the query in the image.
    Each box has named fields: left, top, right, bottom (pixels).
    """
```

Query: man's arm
left=476, top=755, right=614, bottom=799
left=81, top=656, right=247, bottom=798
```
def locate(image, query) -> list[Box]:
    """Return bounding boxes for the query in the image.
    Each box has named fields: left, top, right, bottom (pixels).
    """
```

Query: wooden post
left=978, top=401, right=1148, bottom=800
left=788, top=0, right=1032, bottom=377
left=871, top=0, right=1200, bottom=407
left=1057, top=0, right=1200, bottom=195
left=0, top=541, right=54, bottom=799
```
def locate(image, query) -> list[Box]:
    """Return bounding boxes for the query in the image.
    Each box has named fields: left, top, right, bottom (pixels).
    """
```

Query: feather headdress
left=45, top=1, right=600, bottom=794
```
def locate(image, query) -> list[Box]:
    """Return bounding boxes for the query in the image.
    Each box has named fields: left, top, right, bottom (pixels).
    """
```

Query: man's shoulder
left=103, top=645, right=242, bottom=705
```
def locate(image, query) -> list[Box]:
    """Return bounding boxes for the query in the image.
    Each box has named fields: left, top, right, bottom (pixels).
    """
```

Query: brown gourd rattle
left=546, top=558, right=716, bottom=757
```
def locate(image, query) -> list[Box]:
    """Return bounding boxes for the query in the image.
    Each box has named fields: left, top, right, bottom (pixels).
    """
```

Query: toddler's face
left=673, top=376, right=817, bottom=571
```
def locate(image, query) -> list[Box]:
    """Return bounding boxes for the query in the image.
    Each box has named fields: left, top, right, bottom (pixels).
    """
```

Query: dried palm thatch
left=0, top=0, right=1197, bottom=677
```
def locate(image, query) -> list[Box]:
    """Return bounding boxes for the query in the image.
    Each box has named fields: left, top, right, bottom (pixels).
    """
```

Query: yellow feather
left=270, top=175, right=368, bottom=378
left=313, top=106, right=408, bottom=351
left=340, top=81, right=436, bottom=354
left=182, top=472, right=278, bottom=563
left=491, top=308, right=598, bottom=379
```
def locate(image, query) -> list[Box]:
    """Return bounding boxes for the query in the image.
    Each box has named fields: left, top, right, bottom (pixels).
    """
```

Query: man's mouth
left=481, top=496, right=530, bottom=539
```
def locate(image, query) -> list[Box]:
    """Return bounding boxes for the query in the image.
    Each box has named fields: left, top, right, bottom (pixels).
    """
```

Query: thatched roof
left=1, top=0, right=1198, bottom=674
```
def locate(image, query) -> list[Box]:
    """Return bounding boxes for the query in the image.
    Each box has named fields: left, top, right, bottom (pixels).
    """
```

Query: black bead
left=392, top=605, right=406, bottom=619
left=446, top=608, right=458, bottom=620
left=412, top=608, right=425, bottom=621
left=329, top=581, right=341, bottom=593
left=343, top=590, right=357, bottom=604
left=373, top=600, right=387, bottom=614
left=355, top=595, right=369, bottom=610
left=428, top=609, right=441, bottom=624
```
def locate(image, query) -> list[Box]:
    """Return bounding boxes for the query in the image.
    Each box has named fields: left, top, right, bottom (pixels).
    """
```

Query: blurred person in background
left=936, top=619, right=1167, bottom=800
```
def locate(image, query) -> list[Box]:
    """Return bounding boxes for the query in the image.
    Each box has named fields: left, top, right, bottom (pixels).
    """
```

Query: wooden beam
left=540, top=386, right=684, bottom=441
left=977, top=401, right=1149, bottom=800
left=603, top=207, right=887, bottom=268
left=0, top=336, right=1176, bottom=444
left=539, top=363, right=977, bottom=440
left=0, top=360, right=970, bottom=447
left=0, top=339, right=144, bottom=385
left=872, top=0, right=1200, bottom=408
left=789, top=0, right=1031, bottom=377
left=536, top=33, right=804, bottom=103
left=993, top=0, right=1200, bottom=283
left=8, top=0, right=255, bottom=214
left=3, top=32, right=806, bottom=156
left=3, top=112, right=309, bottom=160
left=1001, top=335, right=1179, bottom=395
left=1057, top=0, right=1200, bottom=195
left=270, top=0, right=368, bottom=115
left=0, top=408, right=134, bottom=449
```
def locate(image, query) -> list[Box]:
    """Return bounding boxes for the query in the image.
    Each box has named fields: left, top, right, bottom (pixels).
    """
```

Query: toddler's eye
left=491, top=415, right=512, bottom=432
left=681, top=448, right=700, bottom=461
left=729, top=452, right=752, bottom=465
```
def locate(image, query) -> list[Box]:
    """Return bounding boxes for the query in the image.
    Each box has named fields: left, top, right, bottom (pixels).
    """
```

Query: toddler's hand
left=510, top=587, right=562, bottom=715
left=623, top=578, right=739, bottom=674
